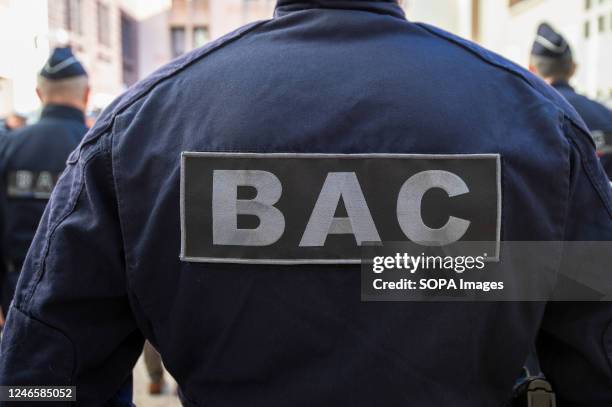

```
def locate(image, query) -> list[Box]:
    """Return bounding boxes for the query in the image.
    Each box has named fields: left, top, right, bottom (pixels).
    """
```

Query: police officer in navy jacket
left=1, top=2, right=612, bottom=405
left=530, top=23, right=612, bottom=179
left=0, top=47, right=89, bottom=317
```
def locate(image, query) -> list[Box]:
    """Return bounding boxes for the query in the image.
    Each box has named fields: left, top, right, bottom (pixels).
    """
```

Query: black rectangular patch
left=181, top=153, right=501, bottom=264
left=593, top=131, right=612, bottom=154
left=6, top=170, right=61, bottom=200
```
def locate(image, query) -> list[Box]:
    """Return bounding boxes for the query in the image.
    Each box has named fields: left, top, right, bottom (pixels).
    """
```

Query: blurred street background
left=133, top=356, right=180, bottom=406
left=1, top=0, right=611, bottom=405
left=1, top=0, right=611, bottom=122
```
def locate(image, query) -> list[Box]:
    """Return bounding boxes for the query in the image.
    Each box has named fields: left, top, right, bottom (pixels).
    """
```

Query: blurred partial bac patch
left=180, top=152, right=501, bottom=264
left=592, top=131, right=612, bottom=155
left=6, top=170, right=61, bottom=200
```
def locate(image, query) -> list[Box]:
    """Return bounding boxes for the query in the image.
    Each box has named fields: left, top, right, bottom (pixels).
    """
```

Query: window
left=171, top=27, right=186, bottom=58
left=193, top=26, right=209, bottom=48
left=64, top=0, right=71, bottom=30
left=121, top=12, right=138, bottom=86
left=509, top=0, right=527, bottom=6
left=585, top=20, right=591, bottom=38
left=64, top=0, right=83, bottom=34
left=97, top=1, right=110, bottom=46
left=121, top=15, right=134, bottom=57
left=586, top=0, right=592, bottom=10
left=599, top=15, right=606, bottom=32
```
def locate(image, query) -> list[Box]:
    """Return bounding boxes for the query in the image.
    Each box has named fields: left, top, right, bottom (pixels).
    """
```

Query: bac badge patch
left=6, top=170, right=61, bottom=200
left=180, top=153, right=501, bottom=264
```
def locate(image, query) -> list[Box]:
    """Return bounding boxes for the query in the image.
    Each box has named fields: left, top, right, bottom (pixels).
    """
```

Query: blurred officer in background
left=1, top=1, right=612, bottom=405
left=0, top=47, right=89, bottom=318
left=530, top=22, right=612, bottom=179
left=0, top=113, right=26, bottom=137
left=86, top=107, right=103, bottom=129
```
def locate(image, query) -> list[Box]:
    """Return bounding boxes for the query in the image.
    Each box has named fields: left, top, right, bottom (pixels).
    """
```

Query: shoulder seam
left=414, top=23, right=593, bottom=144
left=22, top=144, right=105, bottom=312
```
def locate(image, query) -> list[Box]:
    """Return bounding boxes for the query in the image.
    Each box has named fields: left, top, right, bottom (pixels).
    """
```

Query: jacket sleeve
left=537, top=119, right=612, bottom=406
left=0, top=130, right=144, bottom=405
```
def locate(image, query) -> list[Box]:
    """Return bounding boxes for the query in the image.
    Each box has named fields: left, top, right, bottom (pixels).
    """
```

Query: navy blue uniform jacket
left=553, top=81, right=612, bottom=179
left=0, top=105, right=87, bottom=312
left=1, top=1, right=612, bottom=406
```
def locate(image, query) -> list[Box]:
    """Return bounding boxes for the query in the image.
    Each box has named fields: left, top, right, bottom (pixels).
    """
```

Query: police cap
left=40, top=47, right=87, bottom=80
left=531, top=22, right=572, bottom=60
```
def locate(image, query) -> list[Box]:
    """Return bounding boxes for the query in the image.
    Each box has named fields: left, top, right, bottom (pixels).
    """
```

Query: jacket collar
left=40, top=104, right=85, bottom=124
left=274, top=0, right=405, bottom=19
left=551, top=80, right=574, bottom=91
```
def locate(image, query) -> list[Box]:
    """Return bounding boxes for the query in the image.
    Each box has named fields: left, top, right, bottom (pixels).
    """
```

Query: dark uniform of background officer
left=530, top=23, right=612, bottom=179
left=0, top=47, right=89, bottom=318
left=1, top=1, right=612, bottom=405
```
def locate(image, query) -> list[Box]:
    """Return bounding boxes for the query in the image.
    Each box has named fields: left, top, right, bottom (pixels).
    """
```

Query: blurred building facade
left=405, top=0, right=612, bottom=101
left=402, top=0, right=478, bottom=40
left=478, top=0, right=612, bottom=101
left=0, top=0, right=50, bottom=116
left=1, top=0, right=611, bottom=116
left=126, top=0, right=275, bottom=80
left=48, top=0, right=125, bottom=110
left=0, top=0, right=274, bottom=116
left=0, top=0, right=127, bottom=115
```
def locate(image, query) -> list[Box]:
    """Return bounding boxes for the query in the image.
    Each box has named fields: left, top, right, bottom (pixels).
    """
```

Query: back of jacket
left=553, top=81, right=612, bottom=179
left=554, top=81, right=612, bottom=135
left=2, top=1, right=612, bottom=406
left=0, top=104, right=86, bottom=267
